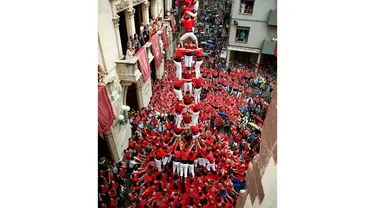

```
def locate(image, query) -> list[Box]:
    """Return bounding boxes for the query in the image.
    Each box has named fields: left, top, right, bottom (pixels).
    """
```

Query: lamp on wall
left=118, top=105, right=130, bottom=125
left=233, top=20, right=238, bottom=26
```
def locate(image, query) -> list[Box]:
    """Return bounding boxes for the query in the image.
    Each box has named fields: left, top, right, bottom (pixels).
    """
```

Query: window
left=235, top=27, right=250, bottom=43
left=240, top=0, right=255, bottom=15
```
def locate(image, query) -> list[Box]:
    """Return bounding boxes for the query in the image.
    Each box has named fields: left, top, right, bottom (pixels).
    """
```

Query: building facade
left=98, top=0, right=176, bottom=162
left=226, top=0, right=277, bottom=66
left=236, top=82, right=277, bottom=208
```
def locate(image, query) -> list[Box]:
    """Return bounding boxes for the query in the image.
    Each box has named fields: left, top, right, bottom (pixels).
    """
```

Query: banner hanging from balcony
left=135, top=47, right=151, bottom=82
left=170, top=15, right=176, bottom=33
left=149, top=35, right=162, bottom=71
left=98, top=84, right=116, bottom=138
left=274, top=44, right=277, bottom=57
left=161, top=26, right=169, bottom=49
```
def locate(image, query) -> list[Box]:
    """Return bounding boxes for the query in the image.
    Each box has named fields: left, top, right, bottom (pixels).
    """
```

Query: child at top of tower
left=180, top=11, right=199, bottom=49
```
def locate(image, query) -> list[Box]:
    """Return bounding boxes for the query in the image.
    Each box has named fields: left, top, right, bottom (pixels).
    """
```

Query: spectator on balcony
left=143, top=26, right=151, bottom=43
left=125, top=41, right=135, bottom=60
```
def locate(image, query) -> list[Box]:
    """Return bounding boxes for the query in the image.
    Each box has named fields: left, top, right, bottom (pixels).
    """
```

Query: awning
left=98, top=85, right=116, bottom=137
left=268, top=10, right=277, bottom=26
left=261, top=40, right=276, bottom=55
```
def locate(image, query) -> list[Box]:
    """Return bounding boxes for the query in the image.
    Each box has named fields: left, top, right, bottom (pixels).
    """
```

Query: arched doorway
left=126, top=83, right=139, bottom=111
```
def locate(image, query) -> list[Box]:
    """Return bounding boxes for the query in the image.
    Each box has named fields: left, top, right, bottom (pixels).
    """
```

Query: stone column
left=104, top=130, right=121, bottom=162
left=142, top=1, right=150, bottom=25
left=150, top=0, right=157, bottom=20
left=164, top=0, right=172, bottom=16
left=157, top=30, right=165, bottom=79
left=112, top=14, right=124, bottom=58
left=125, top=7, right=136, bottom=40
left=157, top=0, right=164, bottom=18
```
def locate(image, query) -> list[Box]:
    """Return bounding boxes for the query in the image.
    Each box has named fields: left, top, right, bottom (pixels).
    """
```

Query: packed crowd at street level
left=98, top=1, right=277, bottom=207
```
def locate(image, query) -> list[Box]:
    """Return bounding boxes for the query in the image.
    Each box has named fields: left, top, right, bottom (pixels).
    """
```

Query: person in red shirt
left=205, top=148, right=216, bottom=172
left=180, top=11, right=199, bottom=48
left=192, top=76, right=203, bottom=104
left=183, top=91, right=194, bottom=106
left=190, top=103, right=200, bottom=126
left=175, top=101, right=184, bottom=127
left=174, top=45, right=193, bottom=79
left=183, top=67, right=193, bottom=93
left=155, top=146, right=170, bottom=172
left=183, top=111, right=192, bottom=126
left=174, top=78, right=184, bottom=101
left=187, top=145, right=198, bottom=178
left=184, top=38, right=195, bottom=68
left=180, top=143, right=195, bottom=181
left=193, top=48, right=203, bottom=77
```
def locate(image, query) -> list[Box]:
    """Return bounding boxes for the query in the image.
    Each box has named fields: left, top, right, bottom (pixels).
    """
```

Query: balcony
left=115, top=55, right=142, bottom=83
left=261, top=40, right=276, bottom=55
left=268, top=9, right=277, bottom=26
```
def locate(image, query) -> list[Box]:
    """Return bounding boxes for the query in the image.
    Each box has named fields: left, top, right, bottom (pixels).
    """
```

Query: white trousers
left=179, top=163, right=188, bottom=178
left=198, top=158, right=204, bottom=166
left=176, top=114, right=182, bottom=127
left=202, top=158, right=209, bottom=167
left=180, top=32, right=198, bottom=41
left=155, top=158, right=162, bottom=172
left=206, top=162, right=216, bottom=171
left=173, top=161, right=180, bottom=175
left=195, top=60, right=203, bottom=77
left=174, top=61, right=182, bottom=79
left=162, top=156, right=169, bottom=166
left=194, top=1, right=199, bottom=11
left=184, top=55, right=193, bottom=67
left=194, top=159, right=198, bottom=167
left=194, top=88, right=201, bottom=104
left=192, top=111, right=200, bottom=126
left=174, top=89, right=183, bottom=101
left=184, top=82, right=193, bottom=93
left=188, top=164, right=195, bottom=178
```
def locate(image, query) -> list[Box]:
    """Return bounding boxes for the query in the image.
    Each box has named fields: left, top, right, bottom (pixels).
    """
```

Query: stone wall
left=237, top=82, right=277, bottom=208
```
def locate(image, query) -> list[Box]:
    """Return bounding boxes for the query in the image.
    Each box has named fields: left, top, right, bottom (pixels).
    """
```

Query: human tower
left=154, top=0, right=216, bottom=180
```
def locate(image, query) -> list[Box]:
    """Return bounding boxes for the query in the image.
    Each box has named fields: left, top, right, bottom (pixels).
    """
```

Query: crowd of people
left=98, top=1, right=276, bottom=208
left=126, top=16, right=165, bottom=60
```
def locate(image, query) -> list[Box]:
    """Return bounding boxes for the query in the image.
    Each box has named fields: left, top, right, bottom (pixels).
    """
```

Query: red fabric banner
left=149, top=35, right=162, bottom=71
left=98, top=84, right=116, bottom=138
left=170, top=15, right=176, bottom=33
left=161, top=25, right=169, bottom=49
left=135, top=47, right=151, bottom=82
left=274, top=44, right=277, bottom=57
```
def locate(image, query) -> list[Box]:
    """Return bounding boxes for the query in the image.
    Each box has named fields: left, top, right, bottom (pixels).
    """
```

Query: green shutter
left=262, top=40, right=276, bottom=55
left=268, top=10, right=277, bottom=26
